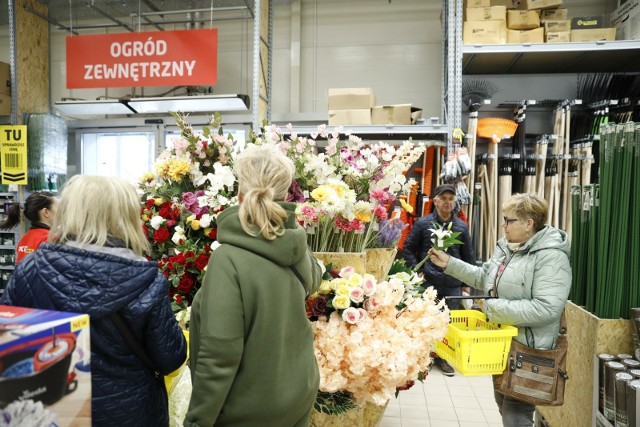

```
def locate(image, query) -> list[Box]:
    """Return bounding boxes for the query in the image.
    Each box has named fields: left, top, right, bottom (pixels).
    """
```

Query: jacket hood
left=26, top=243, right=162, bottom=317
left=216, top=202, right=308, bottom=267
left=498, top=225, right=571, bottom=258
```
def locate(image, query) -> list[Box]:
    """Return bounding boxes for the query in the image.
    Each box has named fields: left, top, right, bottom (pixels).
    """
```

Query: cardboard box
left=546, top=30, right=571, bottom=42
left=541, top=8, right=568, bottom=20
left=570, top=28, right=617, bottom=42
left=0, top=94, right=11, bottom=116
left=571, top=16, right=605, bottom=29
left=464, top=20, right=508, bottom=44
left=0, top=62, right=10, bottom=97
left=371, top=104, right=423, bottom=125
left=611, top=0, right=640, bottom=40
left=515, top=0, right=563, bottom=10
left=0, top=305, right=91, bottom=426
left=544, top=19, right=571, bottom=33
left=467, top=6, right=507, bottom=21
left=507, top=10, right=541, bottom=29
left=327, top=88, right=375, bottom=110
left=507, top=27, right=545, bottom=43
left=328, top=109, right=371, bottom=126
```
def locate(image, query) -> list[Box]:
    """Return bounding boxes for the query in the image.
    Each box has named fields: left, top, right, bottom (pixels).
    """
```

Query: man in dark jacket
left=402, top=183, right=474, bottom=376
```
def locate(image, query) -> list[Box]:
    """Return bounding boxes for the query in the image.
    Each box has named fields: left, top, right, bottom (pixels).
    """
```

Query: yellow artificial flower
left=155, top=161, right=170, bottom=178
left=348, top=273, right=363, bottom=287
left=154, top=198, right=163, bottom=206
left=141, top=214, right=149, bottom=221
left=354, top=210, right=372, bottom=223
left=332, top=295, right=351, bottom=310
left=191, top=220, right=201, bottom=230
left=318, top=281, right=332, bottom=295
left=140, top=171, right=154, bottom=182
left=167, top=159, right=191, bottom=181
left=399, top=198, right=414, bottom=214
left=335, top=284, right=351, bottom=297
left=330, top=278, right=347, bottom=290
left=186, top=215, right=195, bottom=223
left=310, top=187, right=329, bottom=202
left=331, top=183, right=346, bottom=196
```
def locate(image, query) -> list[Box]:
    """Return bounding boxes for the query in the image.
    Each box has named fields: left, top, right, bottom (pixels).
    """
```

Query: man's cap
left=432, top=184, right=456, bottom=198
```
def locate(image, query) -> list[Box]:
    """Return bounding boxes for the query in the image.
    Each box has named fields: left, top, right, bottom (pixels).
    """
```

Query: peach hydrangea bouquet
left=306, top=265, right=450, bottom=414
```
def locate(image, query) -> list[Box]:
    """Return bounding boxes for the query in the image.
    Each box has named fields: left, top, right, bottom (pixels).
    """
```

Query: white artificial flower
left=199, top=214, right=212, bottom=228
left=149, top=215, right=165, bottom=230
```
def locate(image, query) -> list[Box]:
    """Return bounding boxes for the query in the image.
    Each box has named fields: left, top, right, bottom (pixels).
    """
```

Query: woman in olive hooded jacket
left=430, top=193, right=571, bottom=427
left=185, top=145, right=322, bottom=427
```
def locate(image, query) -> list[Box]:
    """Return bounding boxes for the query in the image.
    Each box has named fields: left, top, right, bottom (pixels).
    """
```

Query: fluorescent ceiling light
left=55, top=99, right=136, bottom=115
left=127, top=94, right=250, bottom=114
left=54, top=94, right=250, bottom=116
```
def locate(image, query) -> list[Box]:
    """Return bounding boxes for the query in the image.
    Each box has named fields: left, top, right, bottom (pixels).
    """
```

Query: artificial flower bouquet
left=139, top=112, right=238, bottom=310
left=252, top=124, right=425, bottom=252
left=307, top=264, right=450, bottom=413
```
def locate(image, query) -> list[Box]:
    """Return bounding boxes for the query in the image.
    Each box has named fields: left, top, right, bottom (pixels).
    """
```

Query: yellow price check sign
left=0, top=125, right=28, bottom=185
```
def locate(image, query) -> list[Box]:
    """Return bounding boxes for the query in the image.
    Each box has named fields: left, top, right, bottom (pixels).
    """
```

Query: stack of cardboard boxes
left=464, top=0, right=618, bottom=44
left=463, top=0, right=508, bottom=45
left=541, top=8, right=570, bottom=43
left=327, top=88, right=422, bottom=126
left=0, top=62, right=11, bottom=116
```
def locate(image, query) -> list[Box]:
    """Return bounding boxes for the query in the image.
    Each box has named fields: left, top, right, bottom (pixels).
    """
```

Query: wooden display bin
left=536, top=302, right=633, bottom=427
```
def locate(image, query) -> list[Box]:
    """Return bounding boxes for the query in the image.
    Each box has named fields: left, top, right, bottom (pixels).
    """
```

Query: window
left=82, top=132, right=155, bottom=182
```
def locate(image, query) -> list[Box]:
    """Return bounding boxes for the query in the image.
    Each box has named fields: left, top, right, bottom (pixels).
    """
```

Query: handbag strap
left=110, top=312, right=160, bottom=374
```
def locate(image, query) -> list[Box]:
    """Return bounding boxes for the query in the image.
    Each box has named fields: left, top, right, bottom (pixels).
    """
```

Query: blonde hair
left=51, top=175, right=150, bottom=256
left=502, top=193, right=548, bottom=231
left=235, top=145, right=295, bottom=240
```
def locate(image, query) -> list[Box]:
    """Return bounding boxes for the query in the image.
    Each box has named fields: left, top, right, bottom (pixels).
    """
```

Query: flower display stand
left=313, top=252, right=367, bottom=275
left=364, top=248, right=397, bottom=282
left=309, top=401, right=388, bottom=427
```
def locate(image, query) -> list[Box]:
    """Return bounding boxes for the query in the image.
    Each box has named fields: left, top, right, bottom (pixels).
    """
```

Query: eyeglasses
left=503, top=217, right=520, bottom=226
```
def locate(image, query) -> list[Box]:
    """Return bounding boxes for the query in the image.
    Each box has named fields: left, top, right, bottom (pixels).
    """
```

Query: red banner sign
left=66, top=29, right=218, bottom=89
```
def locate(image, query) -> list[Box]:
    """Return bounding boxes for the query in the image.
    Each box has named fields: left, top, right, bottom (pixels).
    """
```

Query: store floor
left=380, top=366, right=504, bottom=427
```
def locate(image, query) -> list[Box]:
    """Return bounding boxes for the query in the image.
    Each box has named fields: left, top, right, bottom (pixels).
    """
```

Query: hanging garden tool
left=477, top=117, right=518, bottom=258
left=523, top=154, right=537, bottom=194
left=462, top=79, right=499, bottom=231
left=534, top=135, right=550, bottom=198
left=511, top=102, right=527, bottom=194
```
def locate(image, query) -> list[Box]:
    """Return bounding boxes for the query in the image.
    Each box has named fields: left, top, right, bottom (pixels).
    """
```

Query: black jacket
left=402, top=212, right=475, bottom=288
left=1, top=243, right=187, bottom=427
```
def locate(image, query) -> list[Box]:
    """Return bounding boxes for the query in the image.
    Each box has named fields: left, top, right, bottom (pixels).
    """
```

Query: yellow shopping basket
left=435, top=310, right=518, bottom=376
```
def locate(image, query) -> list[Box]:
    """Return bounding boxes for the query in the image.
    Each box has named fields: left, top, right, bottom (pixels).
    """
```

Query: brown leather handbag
left=493, top=310, right=569, bottom=406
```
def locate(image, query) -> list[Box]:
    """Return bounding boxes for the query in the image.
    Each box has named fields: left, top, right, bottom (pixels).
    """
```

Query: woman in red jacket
left=0, top=191, right=57, bottom=263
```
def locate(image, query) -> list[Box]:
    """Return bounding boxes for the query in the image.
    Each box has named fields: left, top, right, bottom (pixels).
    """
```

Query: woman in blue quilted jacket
left=1, top=175, right=187, bottom=427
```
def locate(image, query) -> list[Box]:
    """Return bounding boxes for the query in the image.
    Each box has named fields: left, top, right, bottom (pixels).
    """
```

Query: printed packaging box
left=0, top=305, right=91, bottom=426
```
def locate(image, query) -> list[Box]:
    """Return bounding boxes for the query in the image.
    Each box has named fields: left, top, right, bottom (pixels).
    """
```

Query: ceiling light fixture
left=127, top=94, right=250, bottom=114
left=54, top=94, right=250, bottom=116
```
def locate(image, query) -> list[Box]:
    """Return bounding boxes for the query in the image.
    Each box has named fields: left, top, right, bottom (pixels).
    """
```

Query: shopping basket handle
left=444, top=295, right=497, bottom=300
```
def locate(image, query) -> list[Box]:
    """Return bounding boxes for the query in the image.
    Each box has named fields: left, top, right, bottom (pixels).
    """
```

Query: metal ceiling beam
left=23, top=3, right=79, bottom=35
left=86, top=1, right=135, bottom=32
left=135, top=6, right=247, bottom=16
